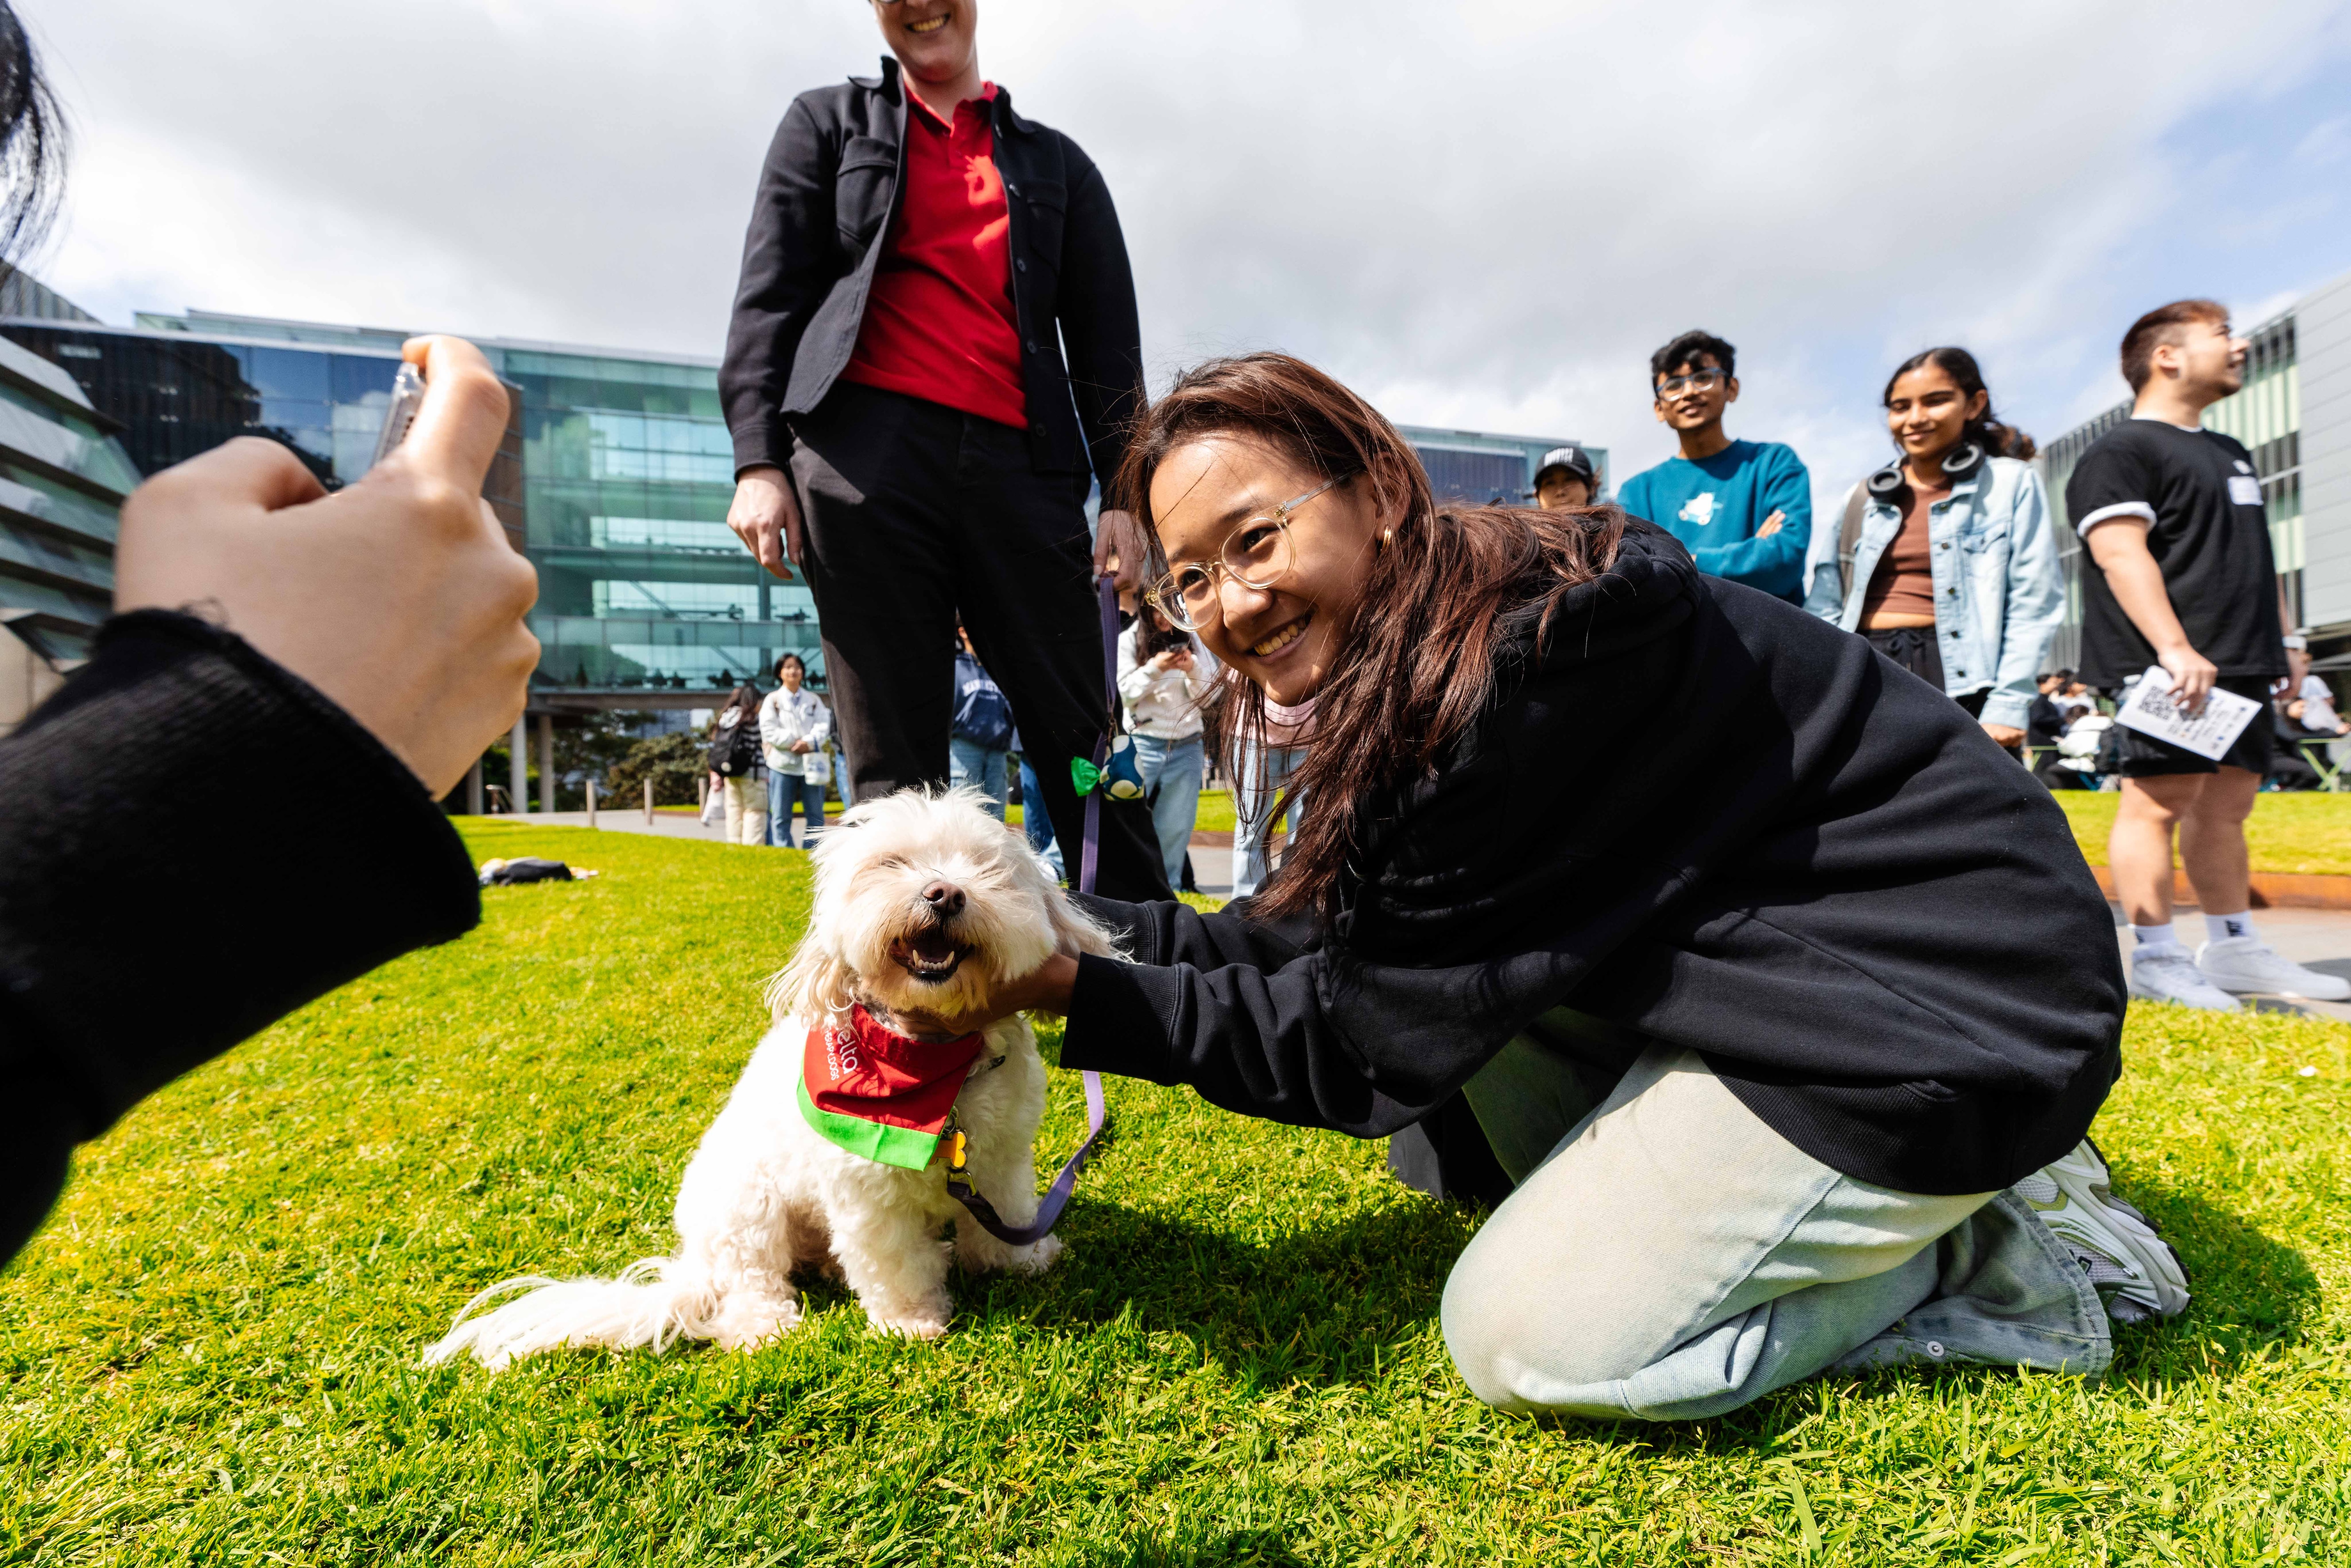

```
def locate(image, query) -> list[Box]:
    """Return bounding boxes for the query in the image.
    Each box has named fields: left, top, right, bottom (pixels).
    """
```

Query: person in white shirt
left=759, top=653, right=832, bottom=849
left=1117, top=601, right=1216, bottom=887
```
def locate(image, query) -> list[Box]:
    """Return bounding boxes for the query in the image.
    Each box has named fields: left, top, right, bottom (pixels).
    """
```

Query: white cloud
left=20, top=0, right=2351, bottom=517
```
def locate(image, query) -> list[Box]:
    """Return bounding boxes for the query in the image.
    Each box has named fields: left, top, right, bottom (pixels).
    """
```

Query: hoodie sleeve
left=1059, top=895, right=1481, bottom=1135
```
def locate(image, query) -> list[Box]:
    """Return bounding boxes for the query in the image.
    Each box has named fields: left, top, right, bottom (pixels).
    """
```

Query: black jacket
left=0, top=612, right=481, bottom=1261
left=1064, top=522, right=2126, bottom=1196
left=719, top=58, right=1144, bottom=484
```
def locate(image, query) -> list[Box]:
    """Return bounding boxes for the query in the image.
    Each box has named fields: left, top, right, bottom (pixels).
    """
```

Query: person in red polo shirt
left=720, top=0, right=1171, bottom=900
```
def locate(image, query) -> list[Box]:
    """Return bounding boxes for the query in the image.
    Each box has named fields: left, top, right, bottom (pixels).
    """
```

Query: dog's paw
left=711, top=1295, right=802, bottom=1350
left=868, top=1308, right=951, bottom=1341
left=1006, top=1235, right=1064, bottom=1276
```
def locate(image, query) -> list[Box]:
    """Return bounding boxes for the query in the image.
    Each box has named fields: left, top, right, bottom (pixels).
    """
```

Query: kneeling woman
left=963, top=355, right=2186, bottom=1420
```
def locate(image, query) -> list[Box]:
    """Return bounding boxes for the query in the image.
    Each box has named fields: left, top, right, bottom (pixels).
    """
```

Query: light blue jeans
left=832, top=749, right=854, bottom=809
left=766, top=768, right=827, bottom=848
left=1131, top=733, right=1204, bottom=890
left=1018, top=755, right=1064, bottom=879
left=1440, top=1020, right=2113, bottom=1420
left=1231, top=741, right=1307, bottom=898
left=949, top=738, right=1010, bottom=821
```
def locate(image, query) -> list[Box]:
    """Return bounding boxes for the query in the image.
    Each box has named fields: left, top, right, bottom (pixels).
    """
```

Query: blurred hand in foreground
left=112, top=336, right=539, bottom=796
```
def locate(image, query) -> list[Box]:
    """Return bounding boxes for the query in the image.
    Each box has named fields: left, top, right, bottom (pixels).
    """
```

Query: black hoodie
left=1063, top=521, right=2124, bottom=1196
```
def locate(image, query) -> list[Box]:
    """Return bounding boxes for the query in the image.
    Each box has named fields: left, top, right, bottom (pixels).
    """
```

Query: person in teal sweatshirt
left=1616, top=330, right=1812, bottom=603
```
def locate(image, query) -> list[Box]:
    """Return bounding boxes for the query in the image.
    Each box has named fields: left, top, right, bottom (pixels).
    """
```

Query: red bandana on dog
left=797, top=1004, right=986, bottom=1170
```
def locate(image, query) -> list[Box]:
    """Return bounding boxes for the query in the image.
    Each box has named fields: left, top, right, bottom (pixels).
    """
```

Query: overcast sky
left=24, top=0, right=2351, bottom=512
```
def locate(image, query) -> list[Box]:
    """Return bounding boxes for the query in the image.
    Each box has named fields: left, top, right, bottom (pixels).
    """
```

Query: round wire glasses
left=1142, top=473, right=1353, bottom=631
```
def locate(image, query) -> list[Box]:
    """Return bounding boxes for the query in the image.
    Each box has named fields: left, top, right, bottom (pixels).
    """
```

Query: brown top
left=1861, top=479, right=1950, bottom=624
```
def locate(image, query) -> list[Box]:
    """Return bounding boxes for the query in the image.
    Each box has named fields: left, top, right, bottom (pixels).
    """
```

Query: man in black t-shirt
left=2067, top=298, right=2342, bottom=1009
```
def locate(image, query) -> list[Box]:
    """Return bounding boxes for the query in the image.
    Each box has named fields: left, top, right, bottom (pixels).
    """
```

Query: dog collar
left=797, top=1004, right=986, bottom=1170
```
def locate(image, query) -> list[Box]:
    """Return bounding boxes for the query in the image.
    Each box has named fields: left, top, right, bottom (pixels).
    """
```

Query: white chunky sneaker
left=2127, top=948, right=2242, bottom=1011
left=2013, top=1139, right=2190, bottom=1324
left=2195, top=937, right=2351, bottom=1001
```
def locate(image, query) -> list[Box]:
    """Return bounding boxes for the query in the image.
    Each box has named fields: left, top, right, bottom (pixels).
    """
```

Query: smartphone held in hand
left=368, top=362, right=427, bottom=471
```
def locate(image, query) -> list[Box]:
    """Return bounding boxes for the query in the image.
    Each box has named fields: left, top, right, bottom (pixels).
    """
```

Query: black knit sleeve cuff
left=0, top=609, right=482, bottom=1140
left=733, top=423, right=793, bottom=478
left=1058, top=952, right=1180, bottom=1085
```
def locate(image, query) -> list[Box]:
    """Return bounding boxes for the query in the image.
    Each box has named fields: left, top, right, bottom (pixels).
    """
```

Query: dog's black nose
left=921, top=880, right=966, bottom=917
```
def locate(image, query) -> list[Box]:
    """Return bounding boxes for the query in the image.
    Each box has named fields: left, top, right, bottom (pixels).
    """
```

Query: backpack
left=951, top=653, right=1015, bottom=751
left=709, top=710, right=763, bottom=776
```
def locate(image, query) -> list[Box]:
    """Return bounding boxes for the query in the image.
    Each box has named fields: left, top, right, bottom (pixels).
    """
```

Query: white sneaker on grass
left=2195, top=937, right=2351, bottom=1001
left=2127, top=948, right=2241, bottom=1011
left=2013, top=1139, right=2190, bottom=1325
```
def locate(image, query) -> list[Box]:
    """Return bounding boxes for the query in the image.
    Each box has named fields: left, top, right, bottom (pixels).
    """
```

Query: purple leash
left=944, top=574, right=1120, bottom=1246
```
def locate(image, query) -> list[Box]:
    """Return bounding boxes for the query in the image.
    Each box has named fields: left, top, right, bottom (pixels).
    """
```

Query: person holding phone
left=1117, top=598, right=1215, bottom=887
left=0, top=334, right=539, bottom=1263
left=916, top=353, right=2191, bottom=1422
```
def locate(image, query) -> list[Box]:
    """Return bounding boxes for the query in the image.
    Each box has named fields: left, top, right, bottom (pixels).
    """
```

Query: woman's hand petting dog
left=884, top=950, right=1080, bottom=1039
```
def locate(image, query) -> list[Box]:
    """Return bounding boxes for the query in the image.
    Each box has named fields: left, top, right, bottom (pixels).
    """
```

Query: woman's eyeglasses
left=1143, top=473, right=1353, bottom=632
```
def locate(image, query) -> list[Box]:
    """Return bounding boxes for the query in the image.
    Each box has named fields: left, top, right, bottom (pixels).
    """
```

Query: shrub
left=606, top=731, right=706, bottom=807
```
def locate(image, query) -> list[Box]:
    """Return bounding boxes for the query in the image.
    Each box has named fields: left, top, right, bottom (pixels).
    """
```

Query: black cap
left=1532, top=444, right=1596, bottom=490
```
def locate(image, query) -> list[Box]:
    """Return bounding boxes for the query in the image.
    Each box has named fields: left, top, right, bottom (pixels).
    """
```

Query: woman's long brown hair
left=1115, top=353, right=1626, bottom=922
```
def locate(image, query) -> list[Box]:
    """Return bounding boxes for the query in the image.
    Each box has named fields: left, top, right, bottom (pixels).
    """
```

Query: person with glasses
left=1616, top=331, right=1813, bottom=603
left=908, top=351, right=2187, bottom=1422
left=718, top=0, right=1171, bottom=900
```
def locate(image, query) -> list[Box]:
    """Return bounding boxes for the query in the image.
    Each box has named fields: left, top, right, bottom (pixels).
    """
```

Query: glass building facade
left=0, top=305, right=1598, bottom=711
left=1396, top=424, right=1603, bottom=506
left=0, top=331, right=139, bottom=730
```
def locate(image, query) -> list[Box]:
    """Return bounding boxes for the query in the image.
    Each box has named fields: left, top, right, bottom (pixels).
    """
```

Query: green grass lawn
left=2054, top=792, right=2351, bottom=877
left=6, top=824, right=2350, bottom=1564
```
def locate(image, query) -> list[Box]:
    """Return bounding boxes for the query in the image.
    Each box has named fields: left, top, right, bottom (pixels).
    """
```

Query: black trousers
left=789, top=382, right=1173, bottom=902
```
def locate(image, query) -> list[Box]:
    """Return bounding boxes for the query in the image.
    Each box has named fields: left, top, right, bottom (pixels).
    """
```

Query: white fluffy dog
left=425, top=788, right=1120, bottom=1369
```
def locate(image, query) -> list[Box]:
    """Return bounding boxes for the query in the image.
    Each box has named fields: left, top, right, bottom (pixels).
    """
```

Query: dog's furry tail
left=421, top=1259, right=713, bottom=1371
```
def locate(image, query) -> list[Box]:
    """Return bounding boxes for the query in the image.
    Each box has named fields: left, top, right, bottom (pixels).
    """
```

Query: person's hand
left=1755, top=509, right=1786, bottom=539
left=1169, top=645, right=1196, bottom=671
left=729, top=465, right=804, bottom=581
left=1980, top=722, right=2026, bottom=749
left=791, top=739, right=812, bottom=754
left=2155, top=641, right=2219, bottom=714
left=1146, top=648, right=1179, bottom=672
left=1095, top=507, right=1149, bottom=592
left=889, top=952, right=1081, bottom=1038
left=112, top=335, right=538, bottom=798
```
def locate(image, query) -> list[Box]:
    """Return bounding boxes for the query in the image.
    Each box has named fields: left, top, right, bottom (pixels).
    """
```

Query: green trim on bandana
left=797, top=1076, right=945, bottom=1171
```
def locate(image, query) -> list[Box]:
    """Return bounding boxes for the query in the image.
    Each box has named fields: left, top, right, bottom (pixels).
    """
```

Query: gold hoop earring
left=1377, top=527, right=1395, bottom=552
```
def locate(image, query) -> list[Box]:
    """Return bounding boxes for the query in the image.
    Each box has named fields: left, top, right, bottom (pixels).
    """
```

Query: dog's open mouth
left=889, top=928, right=972, bottom=984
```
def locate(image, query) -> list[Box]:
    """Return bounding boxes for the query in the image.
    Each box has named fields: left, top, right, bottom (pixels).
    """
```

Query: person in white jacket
left=759, top=653, right=832, bottom=849
left=1117, top=602, right=1217, bottom=887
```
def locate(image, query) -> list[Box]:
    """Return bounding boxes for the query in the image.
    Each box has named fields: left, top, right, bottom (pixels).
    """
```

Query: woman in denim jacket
left=1804, top=348, right=2064, bottom=750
